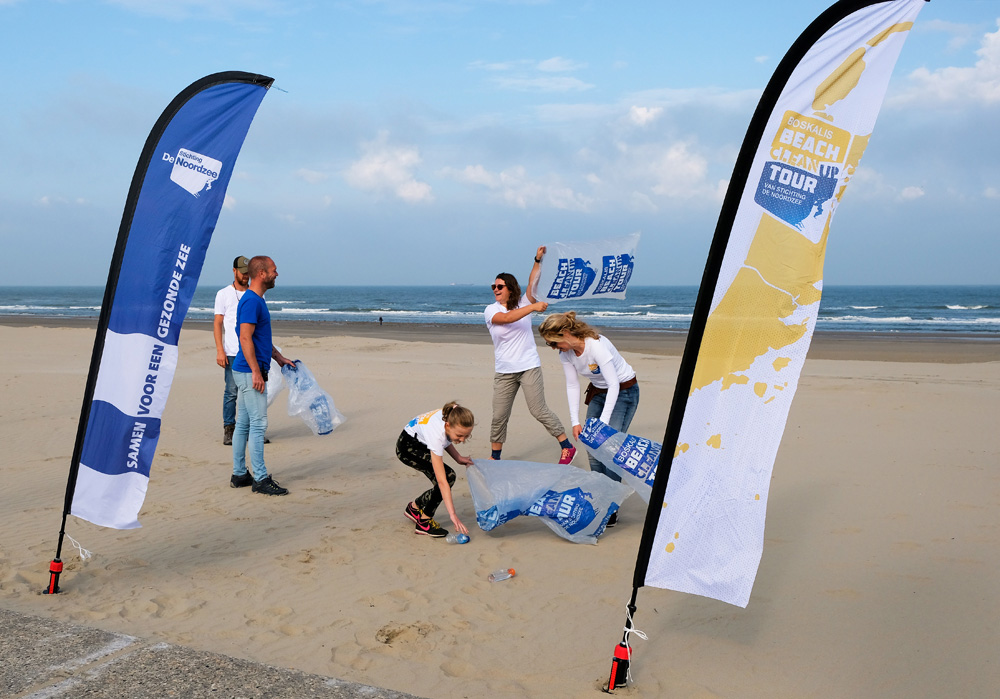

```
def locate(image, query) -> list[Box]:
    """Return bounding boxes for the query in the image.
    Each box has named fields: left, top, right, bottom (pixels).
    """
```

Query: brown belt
left=584, top=376, right=637, bottom=405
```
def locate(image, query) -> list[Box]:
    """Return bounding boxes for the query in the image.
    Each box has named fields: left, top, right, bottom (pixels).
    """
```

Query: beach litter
left=468, top=459, right=632, bottom=544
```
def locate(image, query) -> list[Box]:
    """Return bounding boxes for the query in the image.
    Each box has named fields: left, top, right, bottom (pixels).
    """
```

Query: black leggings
left=395, top=430, right=455, bottom=518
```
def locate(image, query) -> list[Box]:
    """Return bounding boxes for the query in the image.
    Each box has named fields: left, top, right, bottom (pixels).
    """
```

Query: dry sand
left=1, top=319, right=998, bottom=697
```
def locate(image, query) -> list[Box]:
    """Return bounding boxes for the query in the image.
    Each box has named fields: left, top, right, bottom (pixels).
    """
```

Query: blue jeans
left=223, top=357, right=238, bottom=426
left=233, top=371, right=268, bottom=481
left=585, top=384, right=640, bottom=483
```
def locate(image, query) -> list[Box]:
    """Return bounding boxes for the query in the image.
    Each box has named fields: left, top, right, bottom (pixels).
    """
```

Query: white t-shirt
left=214, top=284, right=245, bottom=356
left=484, top=295, right=541, bottom=374
left=560, top=335, right=636, bottom=426
left=404, top=409, right=451, bottom=457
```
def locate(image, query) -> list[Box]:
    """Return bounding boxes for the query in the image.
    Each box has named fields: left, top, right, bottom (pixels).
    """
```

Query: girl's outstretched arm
left=445, top=444, right=473, bottom=466
left=431, top=452, right=469, bottom=535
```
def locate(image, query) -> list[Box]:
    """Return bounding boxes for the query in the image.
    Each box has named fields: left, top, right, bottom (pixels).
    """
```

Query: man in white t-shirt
left=214, top=256, right=249, bottom=445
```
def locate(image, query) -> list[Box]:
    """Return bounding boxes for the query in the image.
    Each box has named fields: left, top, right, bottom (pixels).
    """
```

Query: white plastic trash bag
left=266, top=355, right=285, bottom=407
left=281, top=360, right=345, bottom=436
left=579, top=417, right=660, bottom=503
left=536, top=232, right=640, bottom=303
left=468, top=459, right=633, bottom=544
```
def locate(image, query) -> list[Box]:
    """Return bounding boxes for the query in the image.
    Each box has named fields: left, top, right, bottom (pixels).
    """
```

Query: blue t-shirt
left=232, top=290, right=272, bottom=373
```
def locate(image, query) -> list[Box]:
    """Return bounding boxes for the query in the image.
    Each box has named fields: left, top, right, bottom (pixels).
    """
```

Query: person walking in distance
left=231, top=256, right=297, bottom=495
left=214, top=256, right=249, bottom=446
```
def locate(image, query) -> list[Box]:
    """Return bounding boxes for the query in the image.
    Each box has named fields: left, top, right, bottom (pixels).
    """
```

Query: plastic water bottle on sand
left=488, top=568, right=515, bottom=582
left=309, top=395, right=334, bottom=435
left=445, top=533, right=469, bottom=544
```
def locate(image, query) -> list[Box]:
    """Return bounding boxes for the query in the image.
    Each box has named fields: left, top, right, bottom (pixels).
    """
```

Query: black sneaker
left=230, top=472, right=253, bottom=488
left=606, top=511, right=619, bottom=528
left=404, top=502, right=423, bottom=524
left=252, top=475, right=288, bottom=496
left=414, top=515, right=447, bottom=538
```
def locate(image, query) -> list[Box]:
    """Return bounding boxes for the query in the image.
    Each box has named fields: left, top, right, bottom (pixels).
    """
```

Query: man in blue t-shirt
left=231, top=255, right=296, bottom=495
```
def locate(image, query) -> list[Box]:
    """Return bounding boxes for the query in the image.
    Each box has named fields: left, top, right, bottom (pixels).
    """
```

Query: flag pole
left=601, top=0, right=892, bottom=686
left=45, top=155, right=136, bottom=595
left=44, top=71, right=274, bottom=593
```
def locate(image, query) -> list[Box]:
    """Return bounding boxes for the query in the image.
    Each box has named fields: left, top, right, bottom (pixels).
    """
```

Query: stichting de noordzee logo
left=162, top=148, right=223, bottom=197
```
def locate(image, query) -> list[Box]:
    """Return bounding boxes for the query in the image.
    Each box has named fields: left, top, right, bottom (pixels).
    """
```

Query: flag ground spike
left=604, top=592, right=639, bottom=693
left=44, top=558, right=63, bottom=595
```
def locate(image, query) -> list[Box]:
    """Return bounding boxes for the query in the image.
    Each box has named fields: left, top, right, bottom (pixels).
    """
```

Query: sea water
left=1, top=285, right=998, bottom=335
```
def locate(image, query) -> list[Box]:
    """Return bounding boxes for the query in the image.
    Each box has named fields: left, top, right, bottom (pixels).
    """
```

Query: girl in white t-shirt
left=396, top=402, right=475, bottom=538
left=538, top=312, right=639, bottom=524
left=485, top=246, right=575, bottom=465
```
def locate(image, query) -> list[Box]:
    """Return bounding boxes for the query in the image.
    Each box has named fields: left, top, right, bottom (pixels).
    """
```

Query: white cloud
left=921, top=19, right=981, bottom=52
left=754, top=55, right=769, bottom=64
left=447, top=164, right=591, bottom=211
left=628, top=191, right=658, bottom=213
left=893, top=20, right=1000, bottom=105
left=537, top=56, right=586, bottom=72
left=476, top=54, right=592, bottom=92
left=494, top=75, right=594, bottom=92
left=36, top=195, right=88, bottom=207
left=107, top=0, right=284, bottom=21
left=451, top=164, right=499, bottom=188
left=344, top=131, right=433, bottom=203
left=984, top=186, right=1000, bottom=200
left=295, top=168, right=329, bottom=184
left=845, top=168, right=929, bottom=203
left=468, top=59, right=529, bottom=71
left=647, top=141, right=713, bottom=199
left=223, top=194, right=236, bottom=210
left=628, top=105, right=662, bottom=126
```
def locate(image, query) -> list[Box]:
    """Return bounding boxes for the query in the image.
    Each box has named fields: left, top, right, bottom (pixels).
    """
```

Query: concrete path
left=1, top=608, right=424, bottom=699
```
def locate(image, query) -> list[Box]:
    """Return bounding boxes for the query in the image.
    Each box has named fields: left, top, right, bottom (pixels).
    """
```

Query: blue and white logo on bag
left=528, top=488, right=596, bottom=534
left=163, top=148, right=222, bottom=197
left=613, top=435, right=661, bottom=487
left=579, top=417, right=616, bottom=449
left=547, top=257, right=596, bottom=299
left=594, top=253, right=634, bottom=295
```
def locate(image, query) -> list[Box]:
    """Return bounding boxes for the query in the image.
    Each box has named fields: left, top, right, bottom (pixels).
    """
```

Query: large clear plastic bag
left=579, top=417, right=660, bottom=503
left=467, top=459, right=633, bottom=544
left=266, top=355, right=285, bottom=407
left=280, top=360, right=345, bottom=436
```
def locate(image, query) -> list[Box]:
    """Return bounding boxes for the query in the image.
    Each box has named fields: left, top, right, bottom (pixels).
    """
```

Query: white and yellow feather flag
left=637, top=0, right=925, bottom=608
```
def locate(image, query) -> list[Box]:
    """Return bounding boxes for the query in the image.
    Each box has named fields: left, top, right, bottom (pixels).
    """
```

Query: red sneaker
left=558, top=446, right=577, bottom=465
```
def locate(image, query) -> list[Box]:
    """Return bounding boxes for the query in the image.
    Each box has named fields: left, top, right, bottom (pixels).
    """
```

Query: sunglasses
left=545, top=340, right=560, bottom=348
left=491, top=284, right=506, bottom=291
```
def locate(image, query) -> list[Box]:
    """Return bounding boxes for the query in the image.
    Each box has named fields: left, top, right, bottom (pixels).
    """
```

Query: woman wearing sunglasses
left=537, top=311, right=638, bottom=519
left=484, top=246, right=576, bottom=465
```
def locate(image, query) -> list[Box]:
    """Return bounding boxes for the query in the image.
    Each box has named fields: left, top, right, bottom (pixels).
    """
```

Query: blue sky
left=2, top=0, right=998, bottom=287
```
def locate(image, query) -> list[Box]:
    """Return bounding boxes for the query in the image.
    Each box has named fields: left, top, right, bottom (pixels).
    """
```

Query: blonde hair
left=441, top=401, right=475, bottom=429
left=538, top=311, right=600, bottom=343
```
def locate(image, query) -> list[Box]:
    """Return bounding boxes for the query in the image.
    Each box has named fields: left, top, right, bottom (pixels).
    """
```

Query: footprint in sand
left=374, top=621, right=434, bottom=645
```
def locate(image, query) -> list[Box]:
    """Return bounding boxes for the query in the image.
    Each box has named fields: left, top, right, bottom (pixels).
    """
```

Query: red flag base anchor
left=43, top=558, right=63, bottom=595
left=603, top=642, right=631, bottom=692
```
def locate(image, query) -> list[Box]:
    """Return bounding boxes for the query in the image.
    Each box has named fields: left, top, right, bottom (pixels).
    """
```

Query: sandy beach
left=1, top=318, right=998, bottom=697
